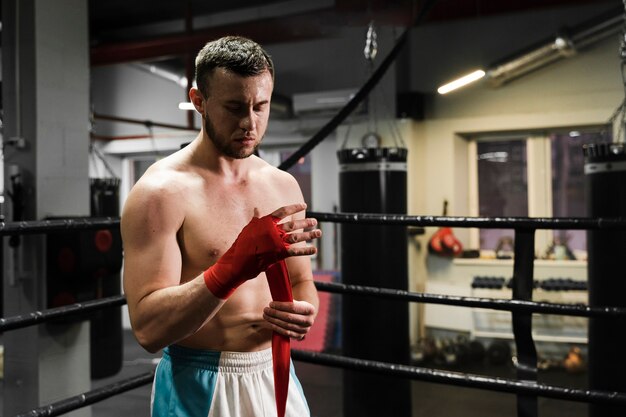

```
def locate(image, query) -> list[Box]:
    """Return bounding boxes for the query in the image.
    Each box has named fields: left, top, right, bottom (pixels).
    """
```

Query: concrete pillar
left=2, top=0, right=91, bottom=415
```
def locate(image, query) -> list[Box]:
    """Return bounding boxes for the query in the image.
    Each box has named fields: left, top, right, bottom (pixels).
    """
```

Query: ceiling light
left=437, top=70, right=486, bottom=95
left=178, top=102, right=195, bottom=110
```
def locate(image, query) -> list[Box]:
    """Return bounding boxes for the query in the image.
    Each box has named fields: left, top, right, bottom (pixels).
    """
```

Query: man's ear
left=189, top=87, right=205, bottom=114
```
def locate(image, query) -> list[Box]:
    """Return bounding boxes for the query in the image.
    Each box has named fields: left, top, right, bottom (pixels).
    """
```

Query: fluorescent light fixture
left=437, top=69, right=486, bottom=95
left=178, top=102, right=195, bottom=110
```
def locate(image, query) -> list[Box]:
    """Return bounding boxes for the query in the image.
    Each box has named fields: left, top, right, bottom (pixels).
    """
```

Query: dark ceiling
left=87, top=0, right=611, bottom=67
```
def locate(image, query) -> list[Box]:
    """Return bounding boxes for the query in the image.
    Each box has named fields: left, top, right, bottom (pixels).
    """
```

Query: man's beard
left=204, top=113, right=261, bottom=159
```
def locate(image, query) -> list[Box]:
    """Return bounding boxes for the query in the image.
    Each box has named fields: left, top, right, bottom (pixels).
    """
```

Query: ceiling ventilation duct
left=486, top=7, right=624, bottom=87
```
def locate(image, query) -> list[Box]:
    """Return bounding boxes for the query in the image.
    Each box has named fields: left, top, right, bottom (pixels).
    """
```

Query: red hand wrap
left=203, top=214, right=290, bottom=299
left=266, top=260, right=293, bottom=417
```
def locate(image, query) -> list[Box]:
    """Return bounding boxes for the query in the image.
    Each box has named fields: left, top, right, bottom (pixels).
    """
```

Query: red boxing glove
left=203, top=214, right=290, bottom=299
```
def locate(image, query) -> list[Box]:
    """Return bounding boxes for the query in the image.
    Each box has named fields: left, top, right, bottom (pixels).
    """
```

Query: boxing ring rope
left=0, top=217, right=120, bottom=236
left=14, top=371, right=155, bottom=417
left=0, top=295, right=126, bottom=333
left=290, top=350, right=626, bottom=406
left=1, top=272, right=623, bottom=335
left=307, top=211, right=626, bottom=230
left=4, top=212, right=626, bottom=415
left=313, top=281, right=626, bottom=318
left=309, top=210, right=626, bottom=416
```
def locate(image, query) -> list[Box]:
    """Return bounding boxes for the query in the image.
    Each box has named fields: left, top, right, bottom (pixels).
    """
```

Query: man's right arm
left=121, top=181, right=225, bottom=353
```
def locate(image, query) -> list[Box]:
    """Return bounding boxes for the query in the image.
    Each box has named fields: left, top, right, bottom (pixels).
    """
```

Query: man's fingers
left=284, top=229, right=322, bottom=245
left=263, top=321, right=309, bottom=339
left=263, top=300, right=316, bottom=339
left=287, top=245, right=317, bottom=257
left=283, top=229, right=322, bottom=254
left=280, top=217, right=318, bottom=232
left=263, top=312, right=312, bottom=330
left=263, top=302, right=315, bottom=327
left=269, top=300, right=316, bottom=315
left=271, top=203, right=307, bottom=219
left=267, top=204, right=320, bottom=257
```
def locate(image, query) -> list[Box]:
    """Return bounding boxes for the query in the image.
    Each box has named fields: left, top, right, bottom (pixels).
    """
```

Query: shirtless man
left=121, top=36, right=321, bottom=417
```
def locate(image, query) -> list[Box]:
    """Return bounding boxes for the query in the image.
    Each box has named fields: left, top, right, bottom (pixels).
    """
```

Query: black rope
left=0, top=295, right=127, bottom=332
left=15, top=371, right=155, bottom=417
left=2, top=212, right=626, bottom=236
left=2, top=282, right=624, bottom=335
left=308, top=211, right=626, bottom=230
left=0, top=217, right=120, bottom=236
left=278, top=0, right=438, bottom=171
left=1, top=278, right=625, bottom=335
left=291, top=350, right=626, bottom=406
left=314, top=281, right=626, bottom=318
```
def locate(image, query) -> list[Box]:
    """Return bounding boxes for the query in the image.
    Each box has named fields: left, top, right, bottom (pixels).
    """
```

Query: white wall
left=410, top=37, right=621, bottom=230
left=91, top=64, right=199, bottom=138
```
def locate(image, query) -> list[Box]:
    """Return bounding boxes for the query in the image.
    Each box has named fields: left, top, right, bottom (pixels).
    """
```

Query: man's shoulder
left=121, top=161, right=191, bottom=233
left=135, top=161, right=187, bottom=191
left=254, top=156, right=298, bottom=186
left=127, top=157, right=199, bottom=209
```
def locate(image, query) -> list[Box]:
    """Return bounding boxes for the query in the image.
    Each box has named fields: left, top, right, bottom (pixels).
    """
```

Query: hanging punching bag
left=90, top=178, right=124, bottom=379
left=585, top=143, right=626, bottom=417
left=338, top=146, right=411, bottom=417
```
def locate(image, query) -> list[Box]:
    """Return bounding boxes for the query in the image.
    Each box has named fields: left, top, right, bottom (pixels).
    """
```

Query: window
left=471, top=127, right=610, bottom=259
left=477, top=138, right=528, bottom=253
left=549, top=131, right=605, bottom=254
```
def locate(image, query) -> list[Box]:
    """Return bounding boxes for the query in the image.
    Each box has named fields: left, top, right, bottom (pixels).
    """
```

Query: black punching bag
left=338, top=147, right=411, bottom=417
left=584, top=143, right=626, bottom=417
left=90, top=178, right=124, bottom=379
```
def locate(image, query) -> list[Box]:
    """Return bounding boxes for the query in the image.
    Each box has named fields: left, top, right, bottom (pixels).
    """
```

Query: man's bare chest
left=176, top=183, right=285, bottom=275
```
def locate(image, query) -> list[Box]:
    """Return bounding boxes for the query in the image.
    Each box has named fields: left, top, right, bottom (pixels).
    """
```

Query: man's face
left=202, top=68, right=273, bottom=159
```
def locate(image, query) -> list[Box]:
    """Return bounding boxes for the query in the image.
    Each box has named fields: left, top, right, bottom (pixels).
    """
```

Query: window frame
left=467, top=126, right=610, bottom=260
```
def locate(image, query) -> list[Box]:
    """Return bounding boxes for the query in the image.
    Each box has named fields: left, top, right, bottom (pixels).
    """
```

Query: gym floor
left=88, top=330, right=589, bottom=417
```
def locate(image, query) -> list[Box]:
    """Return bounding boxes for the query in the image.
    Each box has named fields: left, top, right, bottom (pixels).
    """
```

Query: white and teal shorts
left=151, top=344, right=310, bottom=417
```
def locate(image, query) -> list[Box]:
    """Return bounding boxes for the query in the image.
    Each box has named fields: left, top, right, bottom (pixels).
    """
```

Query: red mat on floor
left=292, top=272, right=334, bottom=352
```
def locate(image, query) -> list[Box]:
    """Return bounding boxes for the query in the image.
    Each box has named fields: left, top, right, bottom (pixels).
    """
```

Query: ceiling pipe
left=92, top=112, right=194, bottom=131
left=486, top=6, right=623, bottom=87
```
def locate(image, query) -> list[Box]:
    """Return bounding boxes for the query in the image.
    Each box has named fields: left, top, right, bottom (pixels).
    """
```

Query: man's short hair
left=195, top=36, right=274, bottom=97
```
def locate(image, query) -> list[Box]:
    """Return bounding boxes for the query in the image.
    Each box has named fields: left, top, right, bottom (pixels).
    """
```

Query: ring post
left=584, top=143, right=626, bottom=417
left=338, top=147, right=411, bottom=417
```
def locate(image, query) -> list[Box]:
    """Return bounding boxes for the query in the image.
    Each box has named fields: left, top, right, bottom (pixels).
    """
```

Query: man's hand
left=270, top=203, right=320, bottom=256
left=262, top=300, right=316, bottom=340
left=204, top=203, right=320, bottom=299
